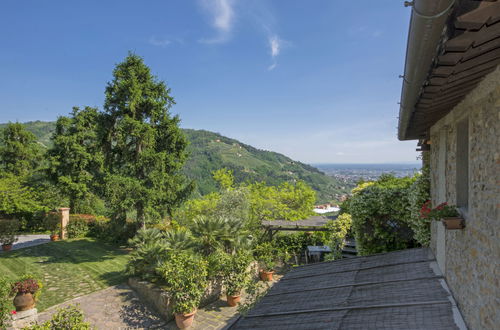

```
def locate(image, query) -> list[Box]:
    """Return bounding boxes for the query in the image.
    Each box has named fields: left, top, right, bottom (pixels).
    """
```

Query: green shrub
left=156, top=252, right=208, bottom=315
left=24, top=304, right=90, bottom=329
left=219, top=251, right=254, bottom=296
left=66, top=215, right=92, bottom=238
left=406, top=165, right=431, bottom=245
left=348, top=174, right=417, bottom=255
left=126, top=228, right=169, bottom=281
left=273, top=232, right=327, bottom=259
left=253, top=242, right=280, bottom=271
left=0, top=276, right=13, bottom=329
left=324, top=213, right=352, bottom=260
left=87, top=216, right=110, bottom=239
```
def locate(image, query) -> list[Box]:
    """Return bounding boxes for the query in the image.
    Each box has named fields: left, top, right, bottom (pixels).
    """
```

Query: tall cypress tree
left=100, top=53, right=193, bottom=227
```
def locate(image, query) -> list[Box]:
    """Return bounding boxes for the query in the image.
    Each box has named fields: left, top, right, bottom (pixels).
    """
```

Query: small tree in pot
left=45, top=212, right=61, bottom=241
left=253, top=242, right=279, bottom=281
left=220, top=250, right=253, bottom=306
left=0, top=219, right=19, bottom=251
left=157, top=252, right=208, bottom=329
left=11, top=274, right=43, bottom=311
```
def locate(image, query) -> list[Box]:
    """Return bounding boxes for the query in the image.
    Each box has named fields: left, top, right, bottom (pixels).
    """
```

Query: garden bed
left=128, top=277, right=223, bottom=322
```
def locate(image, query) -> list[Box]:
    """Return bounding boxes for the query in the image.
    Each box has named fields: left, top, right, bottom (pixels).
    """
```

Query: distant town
left=314, top=163, right=422, bottom=183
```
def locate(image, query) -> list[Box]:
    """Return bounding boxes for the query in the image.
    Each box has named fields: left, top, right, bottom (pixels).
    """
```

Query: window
left=456, top=118, right=469, bottom=209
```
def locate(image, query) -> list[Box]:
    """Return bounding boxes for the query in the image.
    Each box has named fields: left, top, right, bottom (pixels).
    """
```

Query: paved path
left=1, top=235, right=50, bottom=252
left=36, top=275, right=283, bottom=329
left=37, top=284, right=166, bottom=329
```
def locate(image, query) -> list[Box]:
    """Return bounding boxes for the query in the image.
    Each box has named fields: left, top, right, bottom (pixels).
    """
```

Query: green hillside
left=0, top=121, right=349, bottom=202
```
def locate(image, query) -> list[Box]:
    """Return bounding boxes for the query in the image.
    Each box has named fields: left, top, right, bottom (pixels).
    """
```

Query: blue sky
left=0, top=0, right=419, bottom=164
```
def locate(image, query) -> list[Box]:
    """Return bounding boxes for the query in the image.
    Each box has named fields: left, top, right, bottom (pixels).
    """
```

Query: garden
left=0, top=53, right=457, bottom=329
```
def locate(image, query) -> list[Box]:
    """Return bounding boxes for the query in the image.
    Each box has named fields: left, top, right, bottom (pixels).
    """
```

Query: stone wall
left=428, top=67, right=500, bottom=329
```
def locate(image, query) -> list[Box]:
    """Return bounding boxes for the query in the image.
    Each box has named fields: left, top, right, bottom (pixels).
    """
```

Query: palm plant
left=126, top=228, right=169, bottom=281
left=164, top=228, right=197, bottom=251
left=191, top=216, right=253, bottom=255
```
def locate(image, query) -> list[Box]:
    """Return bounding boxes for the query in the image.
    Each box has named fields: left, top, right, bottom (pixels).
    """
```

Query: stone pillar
left=11, top=308, right=38, bottom=329
left=59, top=208, right=70, bottom=239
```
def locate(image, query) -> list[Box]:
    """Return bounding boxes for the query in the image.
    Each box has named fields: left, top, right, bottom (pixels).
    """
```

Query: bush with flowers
left=427, top=202, right=459, bottom=220
left=11, top=274, right=43, bottom=301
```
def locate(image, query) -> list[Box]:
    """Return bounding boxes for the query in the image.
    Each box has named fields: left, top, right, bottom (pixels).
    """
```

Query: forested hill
left=0, top=121, right=349, bottom=202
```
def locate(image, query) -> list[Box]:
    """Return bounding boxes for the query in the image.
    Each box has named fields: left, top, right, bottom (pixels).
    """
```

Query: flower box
left=442, top=217, right=465, bottom=230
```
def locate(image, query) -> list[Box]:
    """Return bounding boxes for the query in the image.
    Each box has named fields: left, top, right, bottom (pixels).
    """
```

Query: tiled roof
left=402, top=0, right=500, bottom=140
left=231, top=248, right=466, bottom=330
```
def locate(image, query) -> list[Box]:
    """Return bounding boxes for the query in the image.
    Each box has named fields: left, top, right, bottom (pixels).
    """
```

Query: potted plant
left=0, top=219, right=19, bottom=251
left=220, top=251, right=253, bottom=307
left=253, top=242, right=277, bottom=281
left=157, top=252, right=208, bottom=329
left=11, top=274, right=43, bottom=311
left=45, top=212, right=61, bottom=241
left=430, top=202, right=465, bottom=229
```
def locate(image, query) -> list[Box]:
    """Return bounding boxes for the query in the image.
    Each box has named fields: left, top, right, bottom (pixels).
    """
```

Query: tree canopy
left=48, top=107, right=103, bottom=213
left=0, top=122, right=43, bottom=176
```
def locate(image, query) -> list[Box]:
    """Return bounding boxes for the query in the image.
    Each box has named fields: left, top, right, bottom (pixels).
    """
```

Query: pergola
left=262, top=215, right=334, bottom=240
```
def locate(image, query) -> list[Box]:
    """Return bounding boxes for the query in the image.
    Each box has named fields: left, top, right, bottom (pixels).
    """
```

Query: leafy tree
left=99, top=53, right=193, bottom=227
left=248, top=181, right=315, bottom=221
left=48, top=107, right=103, bottom=213
left=212, top=168, right=234, bottom=190
left=324, top=213, right=352, bottom=259
left=0, top=174, right=43, bottom=218
left=0, top=122, right=43, bottom=176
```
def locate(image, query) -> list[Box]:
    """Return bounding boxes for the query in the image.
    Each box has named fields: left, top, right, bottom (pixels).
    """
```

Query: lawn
left=0, top=238, right=129, bottom=311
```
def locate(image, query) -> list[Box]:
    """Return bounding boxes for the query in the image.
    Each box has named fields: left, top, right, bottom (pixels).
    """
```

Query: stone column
left=59, top=208, right=70, bottom=239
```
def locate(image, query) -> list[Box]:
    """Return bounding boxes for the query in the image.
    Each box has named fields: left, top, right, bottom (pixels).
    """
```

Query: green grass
left=0, top=238, right=129, bottom=311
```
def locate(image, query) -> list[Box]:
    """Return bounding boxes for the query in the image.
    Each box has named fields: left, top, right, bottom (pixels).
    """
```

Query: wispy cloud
left=149, top=36, right=171, bottom=48
left=198, top=0, right=235, bottom=44
left=267, top=34, right=287, bottom=71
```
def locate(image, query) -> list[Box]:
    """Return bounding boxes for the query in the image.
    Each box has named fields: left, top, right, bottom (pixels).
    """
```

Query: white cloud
left=199, top=0, right=235, bottom=44
left=267, top=63, right=277, bottom=71
left=269, top=35, right=280, bottom=57
left=149, top=36, right=171, bottom=47
left=267, top=34, right=287, bottom=71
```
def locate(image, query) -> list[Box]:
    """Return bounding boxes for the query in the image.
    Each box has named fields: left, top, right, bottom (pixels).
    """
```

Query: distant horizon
left=0, top=119, right=422, bottom=166
left=312, top=162, right=421, bottom=165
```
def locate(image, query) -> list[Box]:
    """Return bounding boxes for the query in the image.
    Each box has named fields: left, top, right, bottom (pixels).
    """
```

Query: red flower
left=420, top=200, right=432, bottom=218
left=11, top=310, right=16, bottom=315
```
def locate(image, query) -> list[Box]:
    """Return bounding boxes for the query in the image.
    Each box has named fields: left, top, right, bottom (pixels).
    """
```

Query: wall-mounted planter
left=442, top=217, right=465, bottom=229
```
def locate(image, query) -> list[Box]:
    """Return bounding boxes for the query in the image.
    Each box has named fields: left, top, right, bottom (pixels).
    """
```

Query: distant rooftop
left=231, top=248, right=466, bottom=329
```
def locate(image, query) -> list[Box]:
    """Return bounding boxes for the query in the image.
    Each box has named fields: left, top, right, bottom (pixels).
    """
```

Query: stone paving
left=0, top=235, right=50, bottom=252
left=36, top=275, right=283, bottom=329
left=37, top=284, right=166, bottom=329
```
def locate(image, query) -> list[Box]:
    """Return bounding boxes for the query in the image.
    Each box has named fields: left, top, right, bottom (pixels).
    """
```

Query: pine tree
left=100, top=53, right=193, bottom=227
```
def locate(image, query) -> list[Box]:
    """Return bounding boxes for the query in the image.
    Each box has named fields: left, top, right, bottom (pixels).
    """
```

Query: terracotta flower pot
left=226, top=294, right=241, bottom=307
left=442, top=217, right=465, bottom=229
left=13, top=292, right=35, bottom=311
left=50, top=234, right=59, bottom=241
left=1, top=244, right=13, bottom=251
left=259, top=270, right=274, bottom=281
left=175, top=310, right=196, bottom=329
